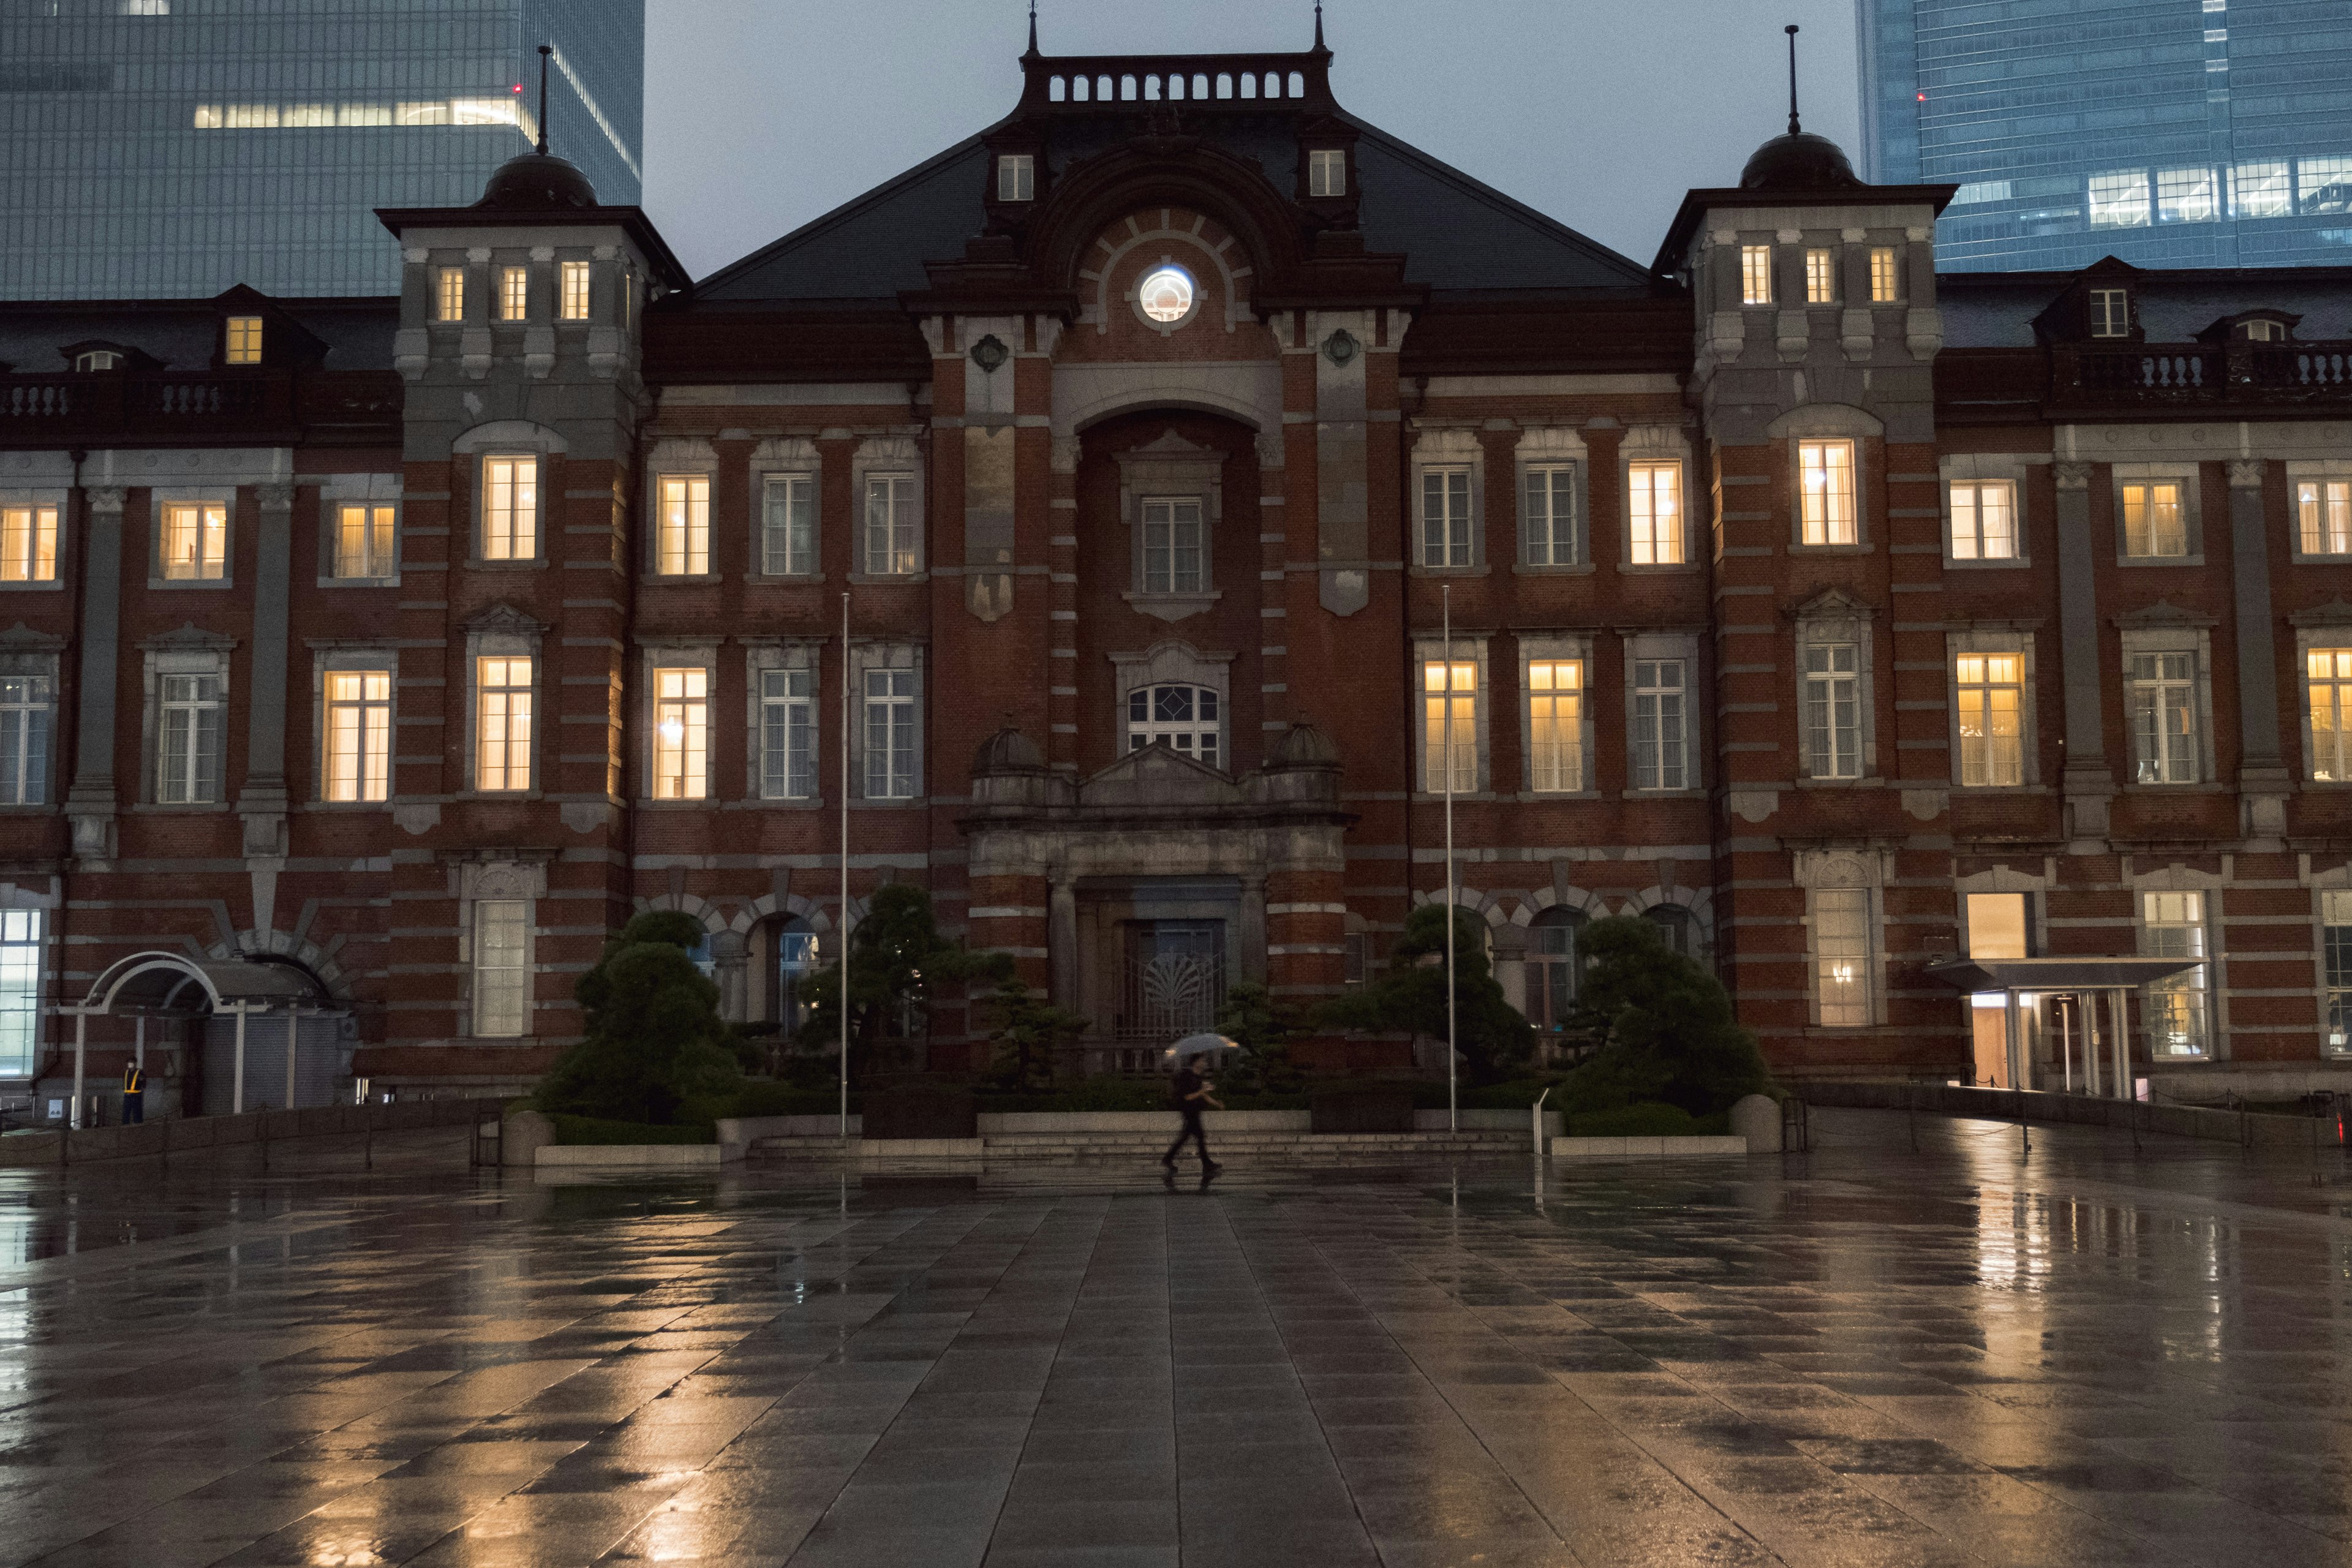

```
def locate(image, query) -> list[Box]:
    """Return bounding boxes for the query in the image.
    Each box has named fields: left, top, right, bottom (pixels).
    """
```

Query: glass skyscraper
left=1858, top=0, right=2352, bottom=270
left=0, top=0, right=642, bottom=300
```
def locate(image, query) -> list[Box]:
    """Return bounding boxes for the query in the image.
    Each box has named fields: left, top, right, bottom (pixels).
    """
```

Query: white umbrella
left=1163, top=1033, right=1242, bottom=1063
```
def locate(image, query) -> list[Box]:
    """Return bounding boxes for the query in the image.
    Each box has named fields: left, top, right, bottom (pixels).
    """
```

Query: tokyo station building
left=7, top=30, right=2352, bottom=1115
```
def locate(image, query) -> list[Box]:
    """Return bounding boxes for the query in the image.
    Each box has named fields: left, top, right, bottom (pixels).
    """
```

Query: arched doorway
left=70, top=952, right=342, bottom=1124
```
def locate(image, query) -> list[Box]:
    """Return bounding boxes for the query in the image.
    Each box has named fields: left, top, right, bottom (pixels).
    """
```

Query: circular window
left=1137, top=265, right=1196, bottom=325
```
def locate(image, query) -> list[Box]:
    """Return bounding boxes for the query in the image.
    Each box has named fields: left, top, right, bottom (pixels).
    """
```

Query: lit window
left=157, top=673, right=224, bottom=803
left=482, top=455, right=538, bottom=560
left=499, top=265, right=527, bottom=321
left=2309, top=650, right=2352, bottom=782
left=1527, top=908, right=1586, bottom=1035
left=1526, top=660, right=1583, bottom=793
left=338, top=104, right=393, bottom=126
left=1812, top=888, right=1874, bottom=1027
left=436, top=267, right=464, bottom=322
left=1948, top=480, right=2016, bottom=560
left=2122, top=481, right=2186, bottom=557
left=2299, top=480, right=2352, bottom=554
left=762, top=473, right=815, bottom=575
left=1632, top=659, right=1687, bottom=790
left=2323, top=890, right=2352, bottom=1056
left=1868, top=247, right=1899, bottom=303
left=1798, top=440, right=1856, bottom=545
left=224, top=316, right=263, bottom=364
left=1420, top=660, right=1476, bottom=794
left=2156, top=167, right=2218, bottom=224
left=1966, top=892, right=2028, bottom=959
left=192, top=104, right=222, bottom=128
left=1420, top=467, right=1473, bottom=567
left=2089, top=288, right=2130, bottom=338
left=475, top=656, right=532, bottom=791
left=2299, top=156, right=2352, bottom=215
left=863, top=473, right=918, bottom=575
left=472, top=900, right=530, bottom=1038
left=1804, top=247, right=1836, bottom=304
left=0, top=675, right=52, bottom=805
left=2240, top=319, right=2284, bottom=342
left=760, top=667, right=816, bottom=799
left=2141, top=892, right=2208, bottom=1058
left=652, top=667, right=709, bottom=800
left=1127, top=684, right=1221, bottom=769
left=161, top=502, right=227, bottom=580
left=0, top=506, right=58, bottom=582
left=323, top=670, right=391, bottom=803
left=225, top=104, right=280, bottom=129
left=1137, top=266, right=1194, bottom=324
left=1804, top=643, right=1862, bottom=780
left=2230, top=161, right=2292, bottom=219
left=2089, top=169, right=2150, bottom=228
left=1308, top=148, right=1346, bottom=197
left=0, top=911, right=40, bottom=1079
left=333, top=503, right=395, bottom=579
left=1520, top=466, right=1579, bottom=566
left=2128, top=651, right=2198, bottom=783
left=864, top=668, right=918, bottom=799
left=1955, top=653, right=2024, bottom=788
left=656, top=475, right=709, bottom=575
left=283, top=103, right=331, bottom=127
left=560, top=260, right=591, bottom=320
left=1140, top=497, right=1205, bottom=594
left=1627, top=461, right=1683, bottom=565
left=396, top=100, right=451, bottom=126
left=1740, top=244, right=1773, bottom=305
left=74, top=350, right=119, bottom=372
left=997, top=153, right=1034, bottom=202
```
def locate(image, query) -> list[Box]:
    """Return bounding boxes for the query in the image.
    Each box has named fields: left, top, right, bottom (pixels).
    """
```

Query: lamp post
left=840, top=590, right=851, bottom=1142
left=1442, top=582, right=1457, bottom=1135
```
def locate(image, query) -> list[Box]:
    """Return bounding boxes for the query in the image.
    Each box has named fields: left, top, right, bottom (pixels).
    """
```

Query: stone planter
left=1310, top=1084, right=1415, bottom=1134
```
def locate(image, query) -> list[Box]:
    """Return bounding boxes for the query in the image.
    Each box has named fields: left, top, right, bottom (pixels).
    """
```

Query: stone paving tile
left=4, top=1111, right=2352, bottom=1563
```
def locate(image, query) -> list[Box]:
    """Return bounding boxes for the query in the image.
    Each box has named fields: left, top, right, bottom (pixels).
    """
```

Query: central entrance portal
left=1079, top=878, right=1239, bottom=1073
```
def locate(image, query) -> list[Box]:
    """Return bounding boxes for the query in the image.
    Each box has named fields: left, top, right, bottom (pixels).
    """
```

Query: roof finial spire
left=1784, top=24, right=1801, bottom=136
left=1314, top=1, right=1325, bottom=50
left=1026, top=0, right=1038, bottom=56
left=535, top=43, right=551, bottom=155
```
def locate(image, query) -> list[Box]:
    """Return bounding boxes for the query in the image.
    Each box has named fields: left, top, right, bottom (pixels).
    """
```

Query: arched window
left=1647, top=903, right=1698, bottom=959
left=1128, top=684, right=1220, bottom=769
left=1528, top=907, right=1586, bottom=1035
left=774, top=918, right=818, bottom=1033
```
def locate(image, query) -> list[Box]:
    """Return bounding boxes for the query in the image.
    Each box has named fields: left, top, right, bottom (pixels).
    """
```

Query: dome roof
left=971, top=724, right=1045, bottom=775
left=1738, top=131, right=1863, bottom=193
left=1269, top=721, right=1339, bottom=767
left=475, top=152, right=598, bottom=212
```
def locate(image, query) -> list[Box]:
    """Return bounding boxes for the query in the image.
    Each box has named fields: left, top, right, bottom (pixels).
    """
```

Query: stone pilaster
left=238, top=480, right=295, bottom=863
left=64, top=485, right=125, bottom=863
left=2228, top=459, right=2290, bottom=840
left=2052, top=460, right=2114, bottom=847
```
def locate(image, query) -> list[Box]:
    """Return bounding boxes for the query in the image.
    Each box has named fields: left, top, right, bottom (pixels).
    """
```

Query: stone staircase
left=749, top=1127, right=1532, bottom=1169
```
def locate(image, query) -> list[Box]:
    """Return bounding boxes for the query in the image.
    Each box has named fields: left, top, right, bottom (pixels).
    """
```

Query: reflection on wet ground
left=2, top=1109, right=2350, bottom=1566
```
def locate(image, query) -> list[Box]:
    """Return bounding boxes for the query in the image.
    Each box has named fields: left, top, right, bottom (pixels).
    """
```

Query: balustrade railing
left=2057, top=340, right=2352, bottom=407
left=0, top=368, right=390, bottom=442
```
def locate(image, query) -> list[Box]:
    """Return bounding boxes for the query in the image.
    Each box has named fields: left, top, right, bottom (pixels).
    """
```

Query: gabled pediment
left=1793, top=587, right=1875, bottom=623
left=0, top=622, right=64, bottom=653
left=138, top=620, right=238, bottom=652
left=464, top=600, right=549, bottom=636
left=2113, top=597, right=2217, bottom=629
left=1077, top=740, right=1242, bottom=809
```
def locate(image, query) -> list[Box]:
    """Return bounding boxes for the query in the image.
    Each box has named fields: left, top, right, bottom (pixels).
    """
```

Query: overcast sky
left=641, top=0, right=1862, bottom=284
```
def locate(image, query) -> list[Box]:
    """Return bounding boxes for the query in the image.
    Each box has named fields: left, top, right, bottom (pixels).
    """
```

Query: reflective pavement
left=3, top=1109, right=2351, bottom=1566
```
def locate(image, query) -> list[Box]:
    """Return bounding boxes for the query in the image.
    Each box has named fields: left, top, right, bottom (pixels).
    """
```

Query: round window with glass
left=1137, top=265, right=1196, bottom=325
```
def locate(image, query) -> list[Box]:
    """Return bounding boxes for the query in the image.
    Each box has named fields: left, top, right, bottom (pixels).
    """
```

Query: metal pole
left=1441, top=582, right=1457, bottom=1135
left=2060, top=996, right=2074, bottom=1093
left=135, top=1014, right=145, bottom=1069
left=232, top=1003, right=247, bottom=1115
left=283, top=1011, right=298, bottom=1111
left=840, top=589, right=851, bottom=1143
left=71, top=1009, right=86, bottom=1129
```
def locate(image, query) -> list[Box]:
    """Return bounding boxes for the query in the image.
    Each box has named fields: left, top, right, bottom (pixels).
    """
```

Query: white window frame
left=1868, top=246, right=1899, bottom=303
left=1939, top=456, right=2030, bottom=568
left=154, top=493, right=230, bottom=585
left=1811, top=887, right=1877, bottom=1027
left=435, top=266, right=465, bottom=323
left=2290, top=464, right=2352, bottom=561
left=2295, top=625, right=2352, bottom=785
left=1126, top=682, right=1224, bottom=771
left=762, top=472, right=817, bottom=578
left=1308, top=147, right=1346, bottom=197
left=1951, top=640, right=2029, bottom=789
left=864, top=669, right=918, bottom=799
left=2321, top=887, right=2352, bottom=1058
left=864, top=473, right=919, bottom=576
left=330, top=499, right=398, bottom=581
left=2089, top=287, right=2130, bottom=337
left=1803, top=247, right=1837, bottom=304
left=2115, top=466, right=2199, bottom=562
left=154, top=664, right=226, bottom=805
left=224, top=315, right=263, bottom=363
left=1419, top=466, right=1474, bottom=569
left=471, top=898, right=532, bottom=1038
left=997, top=153, right=1035, bottom=202
left=655, top=473, right=711, bottom=576
left=480, top=453, right=541, bottom=562
left=1518, top=462, right=1583, bottom=568
left=1415, top=637, right=1487, bottom=796
left=750, top=436, right=822, bottom=580
left=498, top=264, right=529, bottom=322
left=751, top=644, right=820, bottom=801
left=851, top=644, right=924, bottom=801
left=1519, top=636, right=1591, bottom=796
left=316, top=652, right=394, bottom=804
left=1411, top=429, right=1483, bottom=572
left=2121, top=629, right=2212, bottom=787
left=850, top=437, right=924, bottom=580
left=1797, top=439, right=1858, bottom=547
left=0, top=654, right=56, bottom=807
left=559, top=259, right=592, bottom=321
left=470, top=646, right=537, bottom=795
left=1947, top=479, right=2019, bottom=562
left=1740, top=244, right=1774, bottom=306
left=2089, top=171, right=2151, bottom=230
left=318, top=475, right=402, bottom=585
left=2139, top=889, right=2212, bottom=1061
left=1624, top=453, right=1686, bottom=568
left=1139, top=496, right=1207, bottom=595
left=649, top=662, right=712, bottom=801
left=1802, top=641, right=1863, bottom=780
left=0, top=907, right=44, bottom=1079
left=1625, top=635, right=1696, bottom=793
left=0, top=499, right=60, bottom=586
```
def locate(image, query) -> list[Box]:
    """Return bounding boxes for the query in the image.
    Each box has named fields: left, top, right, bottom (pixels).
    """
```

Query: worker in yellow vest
left=121, top=1060, right=145, bottom=1125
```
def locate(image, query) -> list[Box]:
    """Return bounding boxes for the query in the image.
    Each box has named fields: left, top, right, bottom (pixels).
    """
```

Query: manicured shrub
left=534, top=911, right=745, bottom=1126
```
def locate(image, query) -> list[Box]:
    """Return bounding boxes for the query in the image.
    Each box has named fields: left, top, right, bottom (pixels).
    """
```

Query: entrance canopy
left=77, top=951, right=327, bottom=1017
left=1924, top=955, right=2202, bottom=993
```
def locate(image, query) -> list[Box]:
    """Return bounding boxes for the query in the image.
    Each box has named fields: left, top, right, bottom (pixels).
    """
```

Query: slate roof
left=1940, top=265, right=2352, bottom=348
left=0, top=296, right=396, bottom=372
left=688, top=108, right=1651, bottom=305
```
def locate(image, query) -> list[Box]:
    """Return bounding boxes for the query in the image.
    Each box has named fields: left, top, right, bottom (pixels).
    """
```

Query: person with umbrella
left=1163, top=1033, right=1231, bottom=1174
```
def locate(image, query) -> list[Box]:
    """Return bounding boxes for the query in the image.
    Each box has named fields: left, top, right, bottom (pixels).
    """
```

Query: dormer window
left=224, top=316, right=263, bottom=364
left=996, top=153, right=1034, bottom=202
left=1308, top=148, right=1346, bottom=198
left=74, top=350, right=121, bottom=372
left=2239, top=318, right=2285, bottom=342
left=2089, top=288, right=2129, bottom=339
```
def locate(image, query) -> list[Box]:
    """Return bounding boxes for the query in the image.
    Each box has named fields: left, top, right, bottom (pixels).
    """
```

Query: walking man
left=120, top=1058, right=145, bottom=1125
left=1163, top=1052, right=1221, bottom=1174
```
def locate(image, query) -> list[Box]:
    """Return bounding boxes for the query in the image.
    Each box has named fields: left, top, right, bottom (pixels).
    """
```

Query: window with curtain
left=1520, top=466, right=1578, bottom=565
left=1627, top=462, right=1683, bottom=565
left=1308, top=148, right=1345, bottom=197
left=864, top=668, right=917, bottom=798
left=1799, top=440, right=1856, bottom=545
left=1140, top=497, right=1204, bottom=593
left=997, top=153, right=1035, bottom=201
left=2129, top=651, right=2198, bottom=783
left=1631, top=658, right=1687, bottom=790
left=333, top=503, right=395, bottom=579
left=0, top=675, right=50, bottom=805
left=475, top=656, right=532, bottom=791
left=2089, top=288, right=2130, bottom=338
left=864, top=474, right=919, bottom=575
left=481, top=455, right=538, bottom=560
left=0, top=505, right=58, bottom=582
left=560, top=260, right=591, bottom=320
left=1803, top=643, right=1861, bottom=779
left=323, top=670, right=391, bottom=802
left=1420, top=467, right=1472, bottom=567
left=1804, top=248, right=1836, bottom=303
left=1948, top=480, right=2016, bottom=560
left=1868, top=247, right=1899, bottom=303
left=2122, top=481, right=2187, bottom=557
left=435, top=267, right=464, bottom=322
left=1955, top=652, right=2023, bottom=787
left=1740, top=244, right=1773, bottom=304
left=1812, top=888, right=1873, bottom=1026
left=499, top=265, right=527, bottom=320
left=2300, top=480, right=2352, bottom=556
left=657, top=475, right=709, bottom=575
left=1526, top=659, right=1582, bottom=793
left=1420, top=659, right=1476, bottom=793
left=157, top=671, right=224, bottom=803
left=763, top=474, right=815, bottom=575
left=161, top=502, right=227, bottom=579
left=652, top=667, right=709, bottom=800
left=2310, top=650, right=2352, bottom=782
left=760, top=666, right=816, bottom=799
left=472, top=900, right=530, bottom=1037
left=2141, top=891, right=2209, bottom=1058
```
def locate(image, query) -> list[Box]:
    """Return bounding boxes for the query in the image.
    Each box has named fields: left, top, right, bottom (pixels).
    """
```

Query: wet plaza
left=2, top=1110, right=2350, bottom=1567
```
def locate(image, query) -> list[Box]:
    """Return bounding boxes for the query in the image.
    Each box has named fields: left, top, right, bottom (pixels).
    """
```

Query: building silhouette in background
left=0, top=0, right=643, bottom=300
left=1858, top=0, right=2352, bottom=270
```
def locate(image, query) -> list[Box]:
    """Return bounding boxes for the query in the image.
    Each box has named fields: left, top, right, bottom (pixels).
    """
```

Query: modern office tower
left=1858, top=0, right=2352, bottom=269
left=0, top=0, right=643, bottom=300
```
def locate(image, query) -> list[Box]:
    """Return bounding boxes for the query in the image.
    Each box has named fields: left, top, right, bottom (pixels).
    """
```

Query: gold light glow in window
left=0, top=507, right=58, bottom=582
left=652, top=667, right=709, bottom=799
left=224, top=316, right=263, bottom=363
left=324, top=670, right=391, bottom=802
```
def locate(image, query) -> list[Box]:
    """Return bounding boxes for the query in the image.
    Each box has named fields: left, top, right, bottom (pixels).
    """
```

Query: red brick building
left=6, top=35, right=2352, bottom=1115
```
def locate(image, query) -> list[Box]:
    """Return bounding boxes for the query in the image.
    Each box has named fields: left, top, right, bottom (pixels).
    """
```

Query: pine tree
left=1563, top=915, right=1770, bottom=1115
left=1317, top=903, right=1533, bottom=1084
left=534, top=910, right=744, bottom=1125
